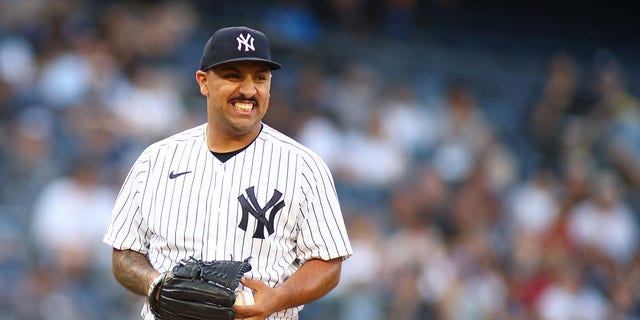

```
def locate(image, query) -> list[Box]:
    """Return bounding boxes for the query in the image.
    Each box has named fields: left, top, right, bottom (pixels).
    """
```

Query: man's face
left=198, top=61, right=272, bottom=138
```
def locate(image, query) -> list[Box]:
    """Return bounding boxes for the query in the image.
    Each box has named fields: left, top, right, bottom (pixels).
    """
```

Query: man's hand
left=233, top=278, right=284, bottom=320
left=233, top=258, right=343, bottom=320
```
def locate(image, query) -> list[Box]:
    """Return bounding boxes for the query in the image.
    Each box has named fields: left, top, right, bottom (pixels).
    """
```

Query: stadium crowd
left=0, top=0, right=639, bottom=319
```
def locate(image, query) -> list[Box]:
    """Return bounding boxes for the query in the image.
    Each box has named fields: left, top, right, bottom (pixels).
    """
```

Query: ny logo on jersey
left=237, top=186, right=285, bottom=239
left=236, top=33, right=255, bottom=52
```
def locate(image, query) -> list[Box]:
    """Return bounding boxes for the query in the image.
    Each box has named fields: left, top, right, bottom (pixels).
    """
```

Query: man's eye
left=224, top=73, right=241, bottom=79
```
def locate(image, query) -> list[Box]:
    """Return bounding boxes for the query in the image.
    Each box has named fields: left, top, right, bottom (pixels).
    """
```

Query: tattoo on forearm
left=113, top=249, right=157, bottom=296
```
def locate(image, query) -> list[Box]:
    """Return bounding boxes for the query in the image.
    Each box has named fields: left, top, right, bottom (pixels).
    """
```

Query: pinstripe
left=234, top=152, right=247, bottom=260
left=166, top=144, right=180, bottom=263
left=155, top=144, right=172, bottom=268
left=103, top=123, right=352, bottom=319
left=252, top=139, right=265, bottom=270
left=180, top=139, right=196, bottom=260
left=202, top=156, right=214, bottom=258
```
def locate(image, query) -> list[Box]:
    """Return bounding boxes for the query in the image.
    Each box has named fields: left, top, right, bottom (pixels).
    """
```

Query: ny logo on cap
left=236, top=33, right=255, bottom=52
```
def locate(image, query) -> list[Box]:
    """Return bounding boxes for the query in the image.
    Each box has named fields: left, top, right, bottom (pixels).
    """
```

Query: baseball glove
left=148, top=257, right=252, bottom=320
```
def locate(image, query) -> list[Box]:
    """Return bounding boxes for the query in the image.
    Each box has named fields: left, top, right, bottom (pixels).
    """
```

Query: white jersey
left=103, top=123, right=352, bottom=320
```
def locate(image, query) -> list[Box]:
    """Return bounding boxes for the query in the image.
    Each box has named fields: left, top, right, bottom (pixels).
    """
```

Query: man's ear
left=196, top=70, right=208, bottom=96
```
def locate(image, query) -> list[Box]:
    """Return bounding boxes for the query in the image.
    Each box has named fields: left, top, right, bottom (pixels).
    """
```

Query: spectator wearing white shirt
left=567, top=170, right=638, bottom=265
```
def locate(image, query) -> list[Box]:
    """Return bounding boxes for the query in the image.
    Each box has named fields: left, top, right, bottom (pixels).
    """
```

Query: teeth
left=234, top=102, right=253, bottom=111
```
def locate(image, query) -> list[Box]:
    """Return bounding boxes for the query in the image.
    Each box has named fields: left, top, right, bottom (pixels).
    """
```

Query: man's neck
left=205, top=124, right=262, bottom=153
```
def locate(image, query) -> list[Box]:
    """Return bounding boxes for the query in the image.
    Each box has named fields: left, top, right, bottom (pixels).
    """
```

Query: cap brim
left=201, top=57, right=282, bottom=71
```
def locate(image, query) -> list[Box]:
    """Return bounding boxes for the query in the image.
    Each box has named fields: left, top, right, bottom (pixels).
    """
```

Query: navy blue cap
left=199, top=26, right=282, bottom=71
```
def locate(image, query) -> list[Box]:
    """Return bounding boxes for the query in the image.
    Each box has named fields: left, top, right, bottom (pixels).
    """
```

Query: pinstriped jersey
left=103, top=123, right=352, bottom=320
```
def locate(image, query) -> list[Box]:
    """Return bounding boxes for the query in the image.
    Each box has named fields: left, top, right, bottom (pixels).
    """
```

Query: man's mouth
left=233, top=102, right=253, bottom=111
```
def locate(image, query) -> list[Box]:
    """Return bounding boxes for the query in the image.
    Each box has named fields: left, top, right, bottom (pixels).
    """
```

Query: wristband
left=148, top=273, right=164, bottom=300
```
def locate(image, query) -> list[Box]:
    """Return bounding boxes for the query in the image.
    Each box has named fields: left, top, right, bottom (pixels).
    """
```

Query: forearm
left=275, top=258, right=342, bottom=310
left=111, top=248, right=160, bottom=296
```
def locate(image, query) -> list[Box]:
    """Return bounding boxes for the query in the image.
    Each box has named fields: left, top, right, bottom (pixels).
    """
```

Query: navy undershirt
left=210, top=146, right=247, bottom=163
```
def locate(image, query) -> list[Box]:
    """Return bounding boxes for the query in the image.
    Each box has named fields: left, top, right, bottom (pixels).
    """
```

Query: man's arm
left=236, top=258, right=343, bottom=319
left=112, top=248, right=161, bottom=296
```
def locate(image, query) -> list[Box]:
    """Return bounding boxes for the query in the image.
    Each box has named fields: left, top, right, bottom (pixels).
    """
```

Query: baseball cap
left=199, top=26, right=282, bottom=71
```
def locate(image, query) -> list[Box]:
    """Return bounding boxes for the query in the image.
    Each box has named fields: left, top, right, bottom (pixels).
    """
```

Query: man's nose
left=238, top=78, right=257, bottom=97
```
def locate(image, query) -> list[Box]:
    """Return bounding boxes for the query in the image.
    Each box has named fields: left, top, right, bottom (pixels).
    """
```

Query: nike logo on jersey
left=169, top=170, right=192, bottom=179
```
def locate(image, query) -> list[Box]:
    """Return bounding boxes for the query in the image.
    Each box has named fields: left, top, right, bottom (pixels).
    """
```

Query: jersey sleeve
left=103, top=150, right=151, bottom=254
left=296, top=155, right=353, bottom=262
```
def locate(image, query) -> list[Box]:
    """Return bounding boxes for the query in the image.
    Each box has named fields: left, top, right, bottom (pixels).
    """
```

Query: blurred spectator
left=590, top=50, right=640, bottom=191
left=448, top=160, right=502, bottom=238
left=624, top=255, right=640, bottom=317
left=0, top=107, right=59, bottom=220
left=37, top=50, right=92, bottom=110
left=30, top=156, right=115, bottom=276
left=107, top=65, right=189, bottom=143
left=436, top=228, right=509, bottom=320
left=326, top=62, right=381, bottom=131
left=526, top=52, right=597, bottom=172
left=426, top=152, right=510, bottom=318
left=379, top=82, right=439, bottom=160
left=567, top=169, right=638, bottom=266
left=409, top=166, right=451, bottom=236
left=335, top=108, right=409, bottom=188
left=264, top=64, right=330, bottom=138
left=296, top=112, right=344, bottom=170
left=384, top=182, right=449, bottom=319
left=324, top=213, right=386, bottom=320
left=294, top=64, right=343, bottom=168
left=507, top=229, right=553, bottom=318
left=535, top=258, right=610, bottom=320
left=56, top=100, right=131, bottom=185
left=0, top=36, right=37, bottom=90
left=475, top=134, right=518, bottom=195
left=608, top=276, right=639, bottom=319
left=507, top=167, right=560, bottom=238
left=100, top=1, right=198, bottom=71
left=431, top=80, right=493, bottom=184
left=29, top=155, right=120, bottom=319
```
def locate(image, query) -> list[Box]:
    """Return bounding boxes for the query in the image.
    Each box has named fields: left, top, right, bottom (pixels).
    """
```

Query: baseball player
left=103, top=26, right=353, bottom=319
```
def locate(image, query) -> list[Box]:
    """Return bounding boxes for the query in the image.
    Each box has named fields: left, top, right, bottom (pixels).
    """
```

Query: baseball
left=234, top=290, right=254, bottom=306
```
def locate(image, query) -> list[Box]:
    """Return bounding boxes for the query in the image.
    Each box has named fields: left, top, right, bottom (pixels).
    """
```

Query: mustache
left=229, top=95, right=258, bottom=104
